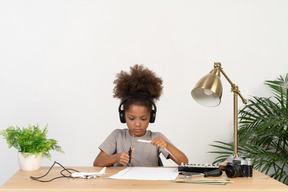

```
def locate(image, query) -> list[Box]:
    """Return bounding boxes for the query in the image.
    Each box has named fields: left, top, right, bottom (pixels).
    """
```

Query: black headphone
left=118, top=94, right=157, bottom=123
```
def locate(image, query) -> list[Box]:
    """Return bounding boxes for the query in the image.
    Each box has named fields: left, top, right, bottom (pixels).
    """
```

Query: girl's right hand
left=116, top=148, right=135, bottom=165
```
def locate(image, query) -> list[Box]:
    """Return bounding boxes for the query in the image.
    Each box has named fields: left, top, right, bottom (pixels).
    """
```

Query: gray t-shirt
left=99, top=129, right=171, bottom=166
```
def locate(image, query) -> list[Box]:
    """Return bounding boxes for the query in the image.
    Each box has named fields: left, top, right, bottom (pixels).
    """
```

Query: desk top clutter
left=0, top=166, right=287, bottom=192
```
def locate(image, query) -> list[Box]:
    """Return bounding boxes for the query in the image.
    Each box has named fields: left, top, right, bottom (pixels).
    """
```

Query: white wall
left=0, top=0, right=287, bottom=185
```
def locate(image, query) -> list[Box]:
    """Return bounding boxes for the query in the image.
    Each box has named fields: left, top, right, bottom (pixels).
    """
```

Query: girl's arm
left=151, top=136, right=188, bottom=165
left=93, top=149, right=134, bottom=167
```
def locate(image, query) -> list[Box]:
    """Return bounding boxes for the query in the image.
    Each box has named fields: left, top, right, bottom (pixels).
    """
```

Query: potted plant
left=209, top=74, right=288, bottom=184
left=0, top=124, right=64, bottom=171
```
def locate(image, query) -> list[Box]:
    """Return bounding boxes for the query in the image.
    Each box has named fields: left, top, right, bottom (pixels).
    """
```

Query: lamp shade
left=191, top=67, right=223, bottom=107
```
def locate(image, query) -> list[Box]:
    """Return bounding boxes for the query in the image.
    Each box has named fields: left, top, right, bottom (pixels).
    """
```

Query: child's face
left=125, top=104, right=150, bottom=137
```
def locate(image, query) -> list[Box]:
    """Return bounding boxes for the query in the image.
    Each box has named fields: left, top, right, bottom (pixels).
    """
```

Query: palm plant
left=210, top=74, right=288, bottom=184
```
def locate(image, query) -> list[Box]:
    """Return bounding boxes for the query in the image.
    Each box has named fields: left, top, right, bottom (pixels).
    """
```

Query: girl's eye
left=142, top=118, right=147, bottom=121
left=128, top=117, right=134, bottom=121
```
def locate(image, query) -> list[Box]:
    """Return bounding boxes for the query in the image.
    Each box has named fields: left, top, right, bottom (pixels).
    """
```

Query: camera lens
left=225, top=162, right=243, bottom=178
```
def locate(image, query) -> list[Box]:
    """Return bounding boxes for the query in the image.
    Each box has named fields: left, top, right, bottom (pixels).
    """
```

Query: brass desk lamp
left=191, top=62, right=247, bottom=157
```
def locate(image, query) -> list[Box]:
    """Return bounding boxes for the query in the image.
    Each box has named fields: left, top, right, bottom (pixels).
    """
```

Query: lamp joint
left=231, top=84, right=240, bottom=94
left=214, top=62, right=222, bottom=69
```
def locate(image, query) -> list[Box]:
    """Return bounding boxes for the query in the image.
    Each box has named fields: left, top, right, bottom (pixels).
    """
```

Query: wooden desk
left=0, top=166, right=287, bottom=192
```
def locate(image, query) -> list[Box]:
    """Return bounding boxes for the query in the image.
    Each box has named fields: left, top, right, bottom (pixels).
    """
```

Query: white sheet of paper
left=109, top=167, right=179, bottom=180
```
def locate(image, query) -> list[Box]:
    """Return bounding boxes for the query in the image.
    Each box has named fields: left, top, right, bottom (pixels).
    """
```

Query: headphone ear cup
left=149, top=110, right=156, bottom=123
left=119, top=110, right=126, bottom=123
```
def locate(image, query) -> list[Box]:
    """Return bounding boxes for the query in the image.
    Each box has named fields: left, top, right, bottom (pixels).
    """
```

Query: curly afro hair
left=113, top=64, right=163, bottom=100
left=113, top=65, right=163, bottom=112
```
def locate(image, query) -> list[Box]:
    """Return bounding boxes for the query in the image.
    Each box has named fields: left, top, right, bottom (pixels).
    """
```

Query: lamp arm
left=214, top=62, right=247, bottom=157
left=214, top=63, right=247, bottom=104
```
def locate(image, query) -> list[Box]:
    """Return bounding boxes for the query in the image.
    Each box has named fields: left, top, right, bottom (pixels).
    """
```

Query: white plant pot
left=18, top=152, right=42, bottom=171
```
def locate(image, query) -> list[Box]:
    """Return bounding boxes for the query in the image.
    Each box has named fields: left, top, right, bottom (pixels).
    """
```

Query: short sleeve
left=98, top=130, right=118, bottom=155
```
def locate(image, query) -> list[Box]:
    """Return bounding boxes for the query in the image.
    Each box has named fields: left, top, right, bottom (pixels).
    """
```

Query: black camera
left=225, top=157, right=253, bottom=178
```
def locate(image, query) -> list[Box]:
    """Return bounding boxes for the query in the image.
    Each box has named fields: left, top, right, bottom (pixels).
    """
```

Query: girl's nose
left=135, top=120, right=140, bottom=127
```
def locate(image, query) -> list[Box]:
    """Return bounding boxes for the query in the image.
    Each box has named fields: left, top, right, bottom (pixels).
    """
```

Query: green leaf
left=0, top=124, right=64, bottom=159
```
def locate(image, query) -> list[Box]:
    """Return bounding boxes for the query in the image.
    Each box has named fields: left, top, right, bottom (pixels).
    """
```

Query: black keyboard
left=178, top=163, right=219, bottom=173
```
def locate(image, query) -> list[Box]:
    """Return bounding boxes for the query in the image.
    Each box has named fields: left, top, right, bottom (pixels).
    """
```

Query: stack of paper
left=109, top=167, right=179, bottom=180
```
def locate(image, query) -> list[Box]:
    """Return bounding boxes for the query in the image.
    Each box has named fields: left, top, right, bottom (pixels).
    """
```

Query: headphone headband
left=118, top=94, right=157, bottom=123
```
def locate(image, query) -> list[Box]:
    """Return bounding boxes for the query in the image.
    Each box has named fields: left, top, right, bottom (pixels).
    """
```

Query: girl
left=93, top=65, right=188, bottom=166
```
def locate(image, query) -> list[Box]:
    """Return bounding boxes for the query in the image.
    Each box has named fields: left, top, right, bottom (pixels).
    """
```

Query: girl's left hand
left=151, top=136, right=168, bottom=149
